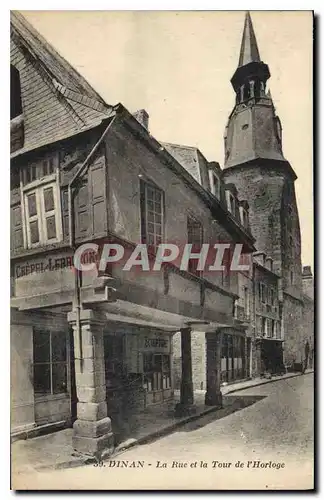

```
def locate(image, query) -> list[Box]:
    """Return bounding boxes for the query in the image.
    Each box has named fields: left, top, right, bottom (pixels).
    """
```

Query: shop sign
left=14, top=255, right=74, bottom=279
left=13, top=251, right=75, bottom=299
left=141, top=334, right=170, bottom=353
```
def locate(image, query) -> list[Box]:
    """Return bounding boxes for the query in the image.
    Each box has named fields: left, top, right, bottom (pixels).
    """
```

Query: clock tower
left=222, top=12, right=304, bottom=365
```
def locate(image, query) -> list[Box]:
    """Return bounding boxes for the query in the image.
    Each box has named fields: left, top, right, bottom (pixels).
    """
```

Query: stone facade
left=10, top=11, right=313, bottom=457
left=222, top=12, right=311, bottom=369
left=10, top=12, right=255, bottom=455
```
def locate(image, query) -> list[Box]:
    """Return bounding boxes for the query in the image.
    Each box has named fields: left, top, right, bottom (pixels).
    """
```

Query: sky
left=21, top=10, right=314, bottom=269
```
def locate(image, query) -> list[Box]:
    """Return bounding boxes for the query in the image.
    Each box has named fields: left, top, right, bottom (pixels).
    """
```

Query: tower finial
left=238, top=11, right=261, bottom=67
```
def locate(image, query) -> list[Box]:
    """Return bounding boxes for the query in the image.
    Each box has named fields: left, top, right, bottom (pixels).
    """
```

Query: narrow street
left=13, top=374, right=314, bottom=490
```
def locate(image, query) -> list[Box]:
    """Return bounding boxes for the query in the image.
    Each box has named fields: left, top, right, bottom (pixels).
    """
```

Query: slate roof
left=11, top=11, right=106, bottom=102
left=162, top=142, right=202, bottom=184
left=10, top=11, right=114, bottom=158
left=238, top=11, right=261, bottom=67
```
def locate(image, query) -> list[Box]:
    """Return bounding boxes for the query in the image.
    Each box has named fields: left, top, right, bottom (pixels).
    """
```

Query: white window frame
left=261, top=317, right=267, bottom=336
left=22, top=177, right=63, bottom=249
left=140, top=179, right=164, bottom=249
left=209, top=170, right=221, bottom=199
left=239, top=206, right=249, bottom=228
left=243, top=286, right=250, bottom=319
left=226, top=191, right=236, bottom=215
left=271, top=320, right=276, bottom=338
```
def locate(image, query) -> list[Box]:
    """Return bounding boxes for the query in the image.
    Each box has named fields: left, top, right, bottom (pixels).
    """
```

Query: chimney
left=133, top=109, right=149, bottom=131
left=302, top=265, right=314, bottom=300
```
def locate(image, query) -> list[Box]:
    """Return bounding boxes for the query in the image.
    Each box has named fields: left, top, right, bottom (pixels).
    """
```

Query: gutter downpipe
left=68, top=111, right=118, bottom=366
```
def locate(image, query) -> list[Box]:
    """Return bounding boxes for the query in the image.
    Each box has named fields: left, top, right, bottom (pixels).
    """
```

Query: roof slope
left=11, top=11, right=106, bottom=102
left=11, top=11, right=114, bottom=157
left=162, top=142, right=201, bottom=183
left=238, top=11, right=261, bottom=67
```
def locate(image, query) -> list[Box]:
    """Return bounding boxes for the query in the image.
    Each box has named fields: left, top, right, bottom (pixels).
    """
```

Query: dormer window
left=208, top=170, right=220, bottom=199
left=239, top=206, right=249, bottom=229
left=10, top=65, right=23, bottom=120
left=10, top=65, right=24, bottom=152
left=226, top=191, right=236, bottom=215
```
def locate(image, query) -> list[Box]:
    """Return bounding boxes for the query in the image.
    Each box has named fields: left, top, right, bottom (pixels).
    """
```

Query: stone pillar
left=205, top=330, right=223, bottom=407
left=67, top=308, right=114, bottom=458
left=175, top=327, right=195, bottom=416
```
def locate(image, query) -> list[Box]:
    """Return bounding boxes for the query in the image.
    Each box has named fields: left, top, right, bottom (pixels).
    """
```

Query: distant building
left=251, top=252, right=284, bottom=376
left=301, top=266, right=314, bottom=370
left=222, top=12, right=311, bottom=369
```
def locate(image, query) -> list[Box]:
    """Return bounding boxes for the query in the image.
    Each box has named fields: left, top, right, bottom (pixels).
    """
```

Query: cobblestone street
left=13, top=374, right=314, bottom=490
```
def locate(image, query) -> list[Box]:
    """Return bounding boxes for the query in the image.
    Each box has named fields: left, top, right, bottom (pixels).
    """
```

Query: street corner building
left=10, top=11, right=314, bottom=458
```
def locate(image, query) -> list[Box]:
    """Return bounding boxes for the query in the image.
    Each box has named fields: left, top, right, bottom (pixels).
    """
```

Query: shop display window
left=143, top=353, right=171, bottom=392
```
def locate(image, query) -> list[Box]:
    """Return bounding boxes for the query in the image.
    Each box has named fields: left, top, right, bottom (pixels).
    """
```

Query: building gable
left=10, top=12, right=113, bottom=156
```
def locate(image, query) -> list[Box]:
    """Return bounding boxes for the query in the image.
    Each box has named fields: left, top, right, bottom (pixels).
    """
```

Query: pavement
left=11, top=369, right=314, bottom=487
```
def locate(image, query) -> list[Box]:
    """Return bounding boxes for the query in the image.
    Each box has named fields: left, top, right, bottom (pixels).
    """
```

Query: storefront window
left=143, top=353, right=171, bottom=392
left=33, top=329, right=67, bottom=396
left=220, top=334, right=245, bottom=383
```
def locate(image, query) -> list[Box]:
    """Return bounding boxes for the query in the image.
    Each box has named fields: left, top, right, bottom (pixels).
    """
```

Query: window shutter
left=89, top=156, right=107, bottom=237
left=11, top=203, right=24, bottom=252
left=61, top=188, right=69, bottom=240
left=75, top=180, right=90, bottom=240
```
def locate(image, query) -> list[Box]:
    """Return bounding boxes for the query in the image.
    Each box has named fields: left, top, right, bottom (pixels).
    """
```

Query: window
left=209, top=170, right=220, bottom=198
left=10, top=65, right=23, bottom=120
left=187, top=215, right=203, bottom=276
left=261, top=317, right=267, bottom=336
left=269, top=288, right=275, bottom=306
left=33, top=329, right=68, bottom=396
left=22, top=158, right=56, bottom=185
left=270, top=319, right=276, bottom=338
left=226, top=192, right=235, bottom=215
left=240, top=207, right=249, bottom=229
left=143, top=353, right=171, bottom=392
left=290, top=271, right=294, bottom=285
left=259, top=282, right=267, bottom=303
left=243, top=286, right=250, bottom=319
left=24, top=183, right=62, bottom=247
left=140, top=180, right=164, bottom=250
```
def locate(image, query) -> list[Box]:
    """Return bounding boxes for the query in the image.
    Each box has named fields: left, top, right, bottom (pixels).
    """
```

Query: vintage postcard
left=10, top=10, right=314, bottom=490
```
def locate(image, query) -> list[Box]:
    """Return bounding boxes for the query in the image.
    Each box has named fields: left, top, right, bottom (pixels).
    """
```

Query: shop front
left=124, top=330, right=173, bottom=407
left=221, top=331, right=246, bottom=383
left=103, top=327, right=173, bottom=424
left=261, top=339, right=285, bottom=375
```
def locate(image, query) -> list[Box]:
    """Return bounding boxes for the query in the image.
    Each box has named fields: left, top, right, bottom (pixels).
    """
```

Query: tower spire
left=230, top=12, right=270, bottom=95
left=238, top=11, right=261, bottom=67
left=224, top=11, right=287, bottom=169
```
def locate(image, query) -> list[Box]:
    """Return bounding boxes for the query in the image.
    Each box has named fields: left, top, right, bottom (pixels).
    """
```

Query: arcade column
left=68, top=308, right=114, bottom=458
